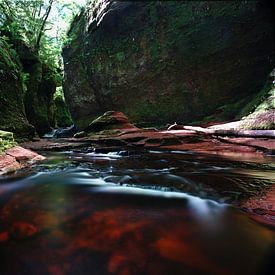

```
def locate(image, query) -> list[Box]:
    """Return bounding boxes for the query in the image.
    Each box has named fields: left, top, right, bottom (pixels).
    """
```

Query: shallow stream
left=0, top=149, right=274, bottom=275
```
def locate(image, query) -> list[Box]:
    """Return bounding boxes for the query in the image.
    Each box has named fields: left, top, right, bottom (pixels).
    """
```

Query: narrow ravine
left=0, top=1, right=274, bottom=275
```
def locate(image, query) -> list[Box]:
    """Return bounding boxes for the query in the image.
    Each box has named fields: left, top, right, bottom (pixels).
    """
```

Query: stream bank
left=18, top=112, right=274, bottom=229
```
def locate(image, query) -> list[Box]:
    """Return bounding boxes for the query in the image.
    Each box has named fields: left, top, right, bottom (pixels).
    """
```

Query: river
left=0, top=148, right=274, bottom=275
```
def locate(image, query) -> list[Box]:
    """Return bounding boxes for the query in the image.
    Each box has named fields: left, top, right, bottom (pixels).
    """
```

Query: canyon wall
left=63, top=1, right=274, bottom=129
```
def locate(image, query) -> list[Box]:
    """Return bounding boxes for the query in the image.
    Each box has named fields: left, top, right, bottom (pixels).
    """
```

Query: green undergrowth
left=0, top=37, right=21, bottom=71
left=0, top=130, right=17, bottom=154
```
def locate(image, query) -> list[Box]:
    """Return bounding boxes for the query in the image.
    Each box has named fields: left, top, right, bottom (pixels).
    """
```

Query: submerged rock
left=240, top=185, right=275, bottom=228
left=63, top=1, right=274, bottom=130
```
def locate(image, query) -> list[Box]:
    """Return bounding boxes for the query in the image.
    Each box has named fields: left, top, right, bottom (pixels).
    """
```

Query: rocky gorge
left=0, top=37, right=72, bottom=139
left=0, top=1, right=274, bottom=274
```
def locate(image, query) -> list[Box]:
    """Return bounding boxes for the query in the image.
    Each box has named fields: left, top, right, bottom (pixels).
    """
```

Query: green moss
left=0, top=37, right=21, bottom=71
left=65, top=9, right=86, bottom=48
left=24, top=62, right=58, bottom=135
left=239, top=80, right=275, bottom=130
left=0, top=130, right=17, bottom=154
left=115, top=52, right=125, bottom=62
left=0, top=38, right=36, bottom=140
left=238, top=82, right=273, bottom=118
left=54, top=87, right=73, bottom=127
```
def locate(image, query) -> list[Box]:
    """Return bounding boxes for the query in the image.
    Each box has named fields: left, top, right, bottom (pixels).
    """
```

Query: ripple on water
left=0, top=149, right=274, bottom=275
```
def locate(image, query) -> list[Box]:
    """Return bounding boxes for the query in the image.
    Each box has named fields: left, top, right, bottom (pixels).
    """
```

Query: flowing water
left=0, top=148, right=274, bottom=275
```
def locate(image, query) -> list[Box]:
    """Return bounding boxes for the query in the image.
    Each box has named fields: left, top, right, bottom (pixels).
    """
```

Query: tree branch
left=36, top=0, right=54, bottom=50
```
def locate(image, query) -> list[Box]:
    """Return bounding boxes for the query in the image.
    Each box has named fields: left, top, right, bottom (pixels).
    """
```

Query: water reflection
left=0, top=149, right=274, bottom=274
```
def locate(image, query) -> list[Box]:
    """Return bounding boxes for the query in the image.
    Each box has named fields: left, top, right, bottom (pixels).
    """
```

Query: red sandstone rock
left=17, top=113, right=274, bottom=162
left=85, top=111, right=138, bottom=133
left=0, top=154, right=20, bottom=174
left=240, top=185, right=275, bottom=228
left=10, top=222, right=38, bottom=239
left=6, top=146, right=43, bottom=161
left=0, top=154, right=17, bottom=169
left=0, top=146, right=45, bottom=175
left=21, top=139, right=90, bottom=151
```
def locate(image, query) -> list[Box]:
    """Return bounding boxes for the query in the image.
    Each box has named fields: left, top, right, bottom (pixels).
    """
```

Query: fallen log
left=183, top=126, right=275, bottom=138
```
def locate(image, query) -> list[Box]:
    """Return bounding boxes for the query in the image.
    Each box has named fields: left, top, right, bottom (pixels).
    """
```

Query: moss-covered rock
left=0, top=130, right=17, bottom=154
left=0, top=38, right=36, bottom=140
left=86, top=111, right=137, bottom=133
left=54, top=87, right=73, bottom=127
left=0, top=35, right=62, bottom=139
left=23, top=58, right=57, bottom=136
left=239, top=71, right=275, bottom=130
left=63, top=1, right=274, bottom=129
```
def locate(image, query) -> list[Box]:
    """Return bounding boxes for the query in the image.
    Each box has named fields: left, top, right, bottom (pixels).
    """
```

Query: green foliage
left=21, top=72, right=30, bottom=93
left=0, top=0, right=84, bottom=68
left=0, top=36, right=20, bottom=70
left=0, top=130, right=17, bottom=154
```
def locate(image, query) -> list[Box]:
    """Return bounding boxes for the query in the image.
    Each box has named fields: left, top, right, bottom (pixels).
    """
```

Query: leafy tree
left=0, top=0, right=85, bottom=67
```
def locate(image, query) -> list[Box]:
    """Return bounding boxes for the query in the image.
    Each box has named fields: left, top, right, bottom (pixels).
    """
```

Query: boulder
left=85, top=111, right=138, bottom=133
left=0, top=148, right=45, bottom=175
left=240, top=185, right=275, bottom=228
left=0, top=130, right=16, bottom=154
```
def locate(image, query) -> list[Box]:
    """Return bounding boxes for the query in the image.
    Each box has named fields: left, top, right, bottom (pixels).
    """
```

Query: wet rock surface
left=240, top=185, right=275, bottom=228
left=0, top=146, right=45, bottom=175
left=24, top=123, right=274, bottom=159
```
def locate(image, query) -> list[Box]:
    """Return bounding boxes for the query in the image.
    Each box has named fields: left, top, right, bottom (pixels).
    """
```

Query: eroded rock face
left=0, top=39, right=35, bottom=139
left=63, top=1, right=274, bottom=130
left=0, top=36, right=58, bottom=138
left=22, top=51, right=57, bottom=136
